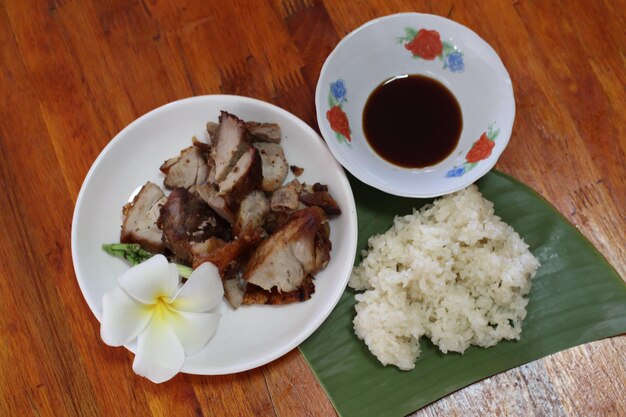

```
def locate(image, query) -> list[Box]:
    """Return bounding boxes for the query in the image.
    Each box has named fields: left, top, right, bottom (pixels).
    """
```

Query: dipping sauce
left=363, top=74, right=463, bottom=168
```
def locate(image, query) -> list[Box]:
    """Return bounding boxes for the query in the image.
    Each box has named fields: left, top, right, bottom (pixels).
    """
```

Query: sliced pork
left=254, top=142, right=288, bottom=192
left=212, top=111, right=250, bottom=182
left=157, top=187, right=230, bottom=264
left=242, top=207, right=331, bottom=293
left=270, top=179, right=302, bottom=212
left=246, top=121, right=281, bottom=143
left=160, top=145, right=209, bottom=190
left=121, top=182, right=167, bottom=253
left=233, top=190, right=270, bottom=236
left=193, top=183, right=236, bottom=224
left=218, top=147, right=262, bottom=204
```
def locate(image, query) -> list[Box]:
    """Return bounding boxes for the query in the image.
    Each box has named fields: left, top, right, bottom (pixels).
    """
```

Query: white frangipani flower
left=101, top=255, right=223, bottom=383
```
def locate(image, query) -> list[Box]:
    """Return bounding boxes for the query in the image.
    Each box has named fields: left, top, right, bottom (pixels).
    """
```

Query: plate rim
left=71, top=94, right=359, bottom=375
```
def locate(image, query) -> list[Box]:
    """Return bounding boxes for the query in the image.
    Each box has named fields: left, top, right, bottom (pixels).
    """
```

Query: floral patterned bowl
left=315, top=13, right=515, bottom=197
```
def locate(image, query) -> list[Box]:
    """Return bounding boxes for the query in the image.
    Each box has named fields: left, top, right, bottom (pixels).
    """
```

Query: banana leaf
left=299, top=170, right=626, bottom=417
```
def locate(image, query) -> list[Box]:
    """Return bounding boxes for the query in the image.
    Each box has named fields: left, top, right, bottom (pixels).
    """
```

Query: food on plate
left=120, top=182, right=167, bottom=252
left=157, top=187, right=231, bottom=264
left=290, top=165, right=304, bottom=176
left=349, top=185, right=540, bottom=370
left=300, top=183, right=341, bottom=215
left=160, top=145, right=209, bottom=189
left=254, top=142, right=288, bottom=192
left=243, top=206, right=330, bottom=293
left=110, top=111, right=340, bottom=309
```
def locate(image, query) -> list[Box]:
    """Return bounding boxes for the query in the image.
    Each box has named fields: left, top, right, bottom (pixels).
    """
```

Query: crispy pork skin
left=157, top=188, right=230, bottom=264
left=254, top=142, right=288, bottom=192
left=242, top=207, right=331, bottom=293
left=242, top=275, right=315, bottom=305
left=121, top=182, right=167, bottom=252
left=212, top=111, right=250, bottom=182
left=218, top=147, right=262, bottom=204
left=160, top=146, right=209, bottom=190
left=191, top=228, right=263, bottom=272
left=300, top=191, right=341, bottom=215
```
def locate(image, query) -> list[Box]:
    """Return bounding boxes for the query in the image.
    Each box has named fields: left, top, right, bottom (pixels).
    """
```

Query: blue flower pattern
left=446, top=165, right=466, bottom=178
left=330, top=80, right=347, bottom=103
left=445, top=51, right=464, bottom=73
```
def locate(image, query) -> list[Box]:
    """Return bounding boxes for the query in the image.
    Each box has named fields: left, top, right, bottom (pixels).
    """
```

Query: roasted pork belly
left=160, top=145, right=210, bottom=190
left=254, top=142, right=288, bottom=192
left=218, top=147, right=262, bottom=204
left=242, top=275, right=315, bottom=305
left=300, top=190, right=341, bottom=215
left=246, top=121, right=281, bottom=143
left=212, top=111, right=250, bottom=182
left=270, top=179, right=302, bottom=212
left=193, top=183, right=236, bottom=224
left=121, top=182, right=167, bottom=252
left=242, top=207, right=331, bottom=293
left=157, top=187, right=230, bottom=264
left=233, top=190, right=270, bottom=236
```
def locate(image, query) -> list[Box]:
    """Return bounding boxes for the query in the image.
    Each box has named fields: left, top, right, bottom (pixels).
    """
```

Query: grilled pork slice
left=160, top=145, right=210, bottom=190
left=157, top=188, right=230, bottom=264
left=300, top=190, right=341, bottom=215
left=254, top=142, right=288, bottom=192
left=270, top=179, right=302, bottom=212
left=218, top=147, right=262, bottom=204
left=193, top=184, right=236, bottom=224
left=233, top=190, right=270, bottom=236
left=246, top=122, right=281, bottom=143
left=243, top=276, right=315, bottom=305
left=208, top=120, right=281, bottom=144
left=121, top=182, right=167, bottom=252
left=212, top=111, right=250, bottom=182
left=242, top=207, right=331, bottom=293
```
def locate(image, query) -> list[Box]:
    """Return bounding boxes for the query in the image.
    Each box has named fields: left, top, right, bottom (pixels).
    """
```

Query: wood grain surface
left=1, top=0, right=624, bottom=416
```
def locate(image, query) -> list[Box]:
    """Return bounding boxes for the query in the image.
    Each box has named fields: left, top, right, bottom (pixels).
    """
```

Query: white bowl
left=72, top=95, right=358, bottom=375
left=316, top=13, right=515, bottom=198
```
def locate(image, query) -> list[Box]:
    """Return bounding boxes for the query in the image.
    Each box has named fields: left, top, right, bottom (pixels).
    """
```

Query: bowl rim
left=315, top=12, right=516, bottom=198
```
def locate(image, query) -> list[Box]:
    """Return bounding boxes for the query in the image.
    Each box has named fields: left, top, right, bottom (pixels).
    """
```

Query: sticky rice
left=349, top=185, right=540, bottom=370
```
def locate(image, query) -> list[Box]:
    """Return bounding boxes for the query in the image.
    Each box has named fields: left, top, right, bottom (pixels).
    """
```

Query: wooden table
left=1, top=0, right=624, bottom=416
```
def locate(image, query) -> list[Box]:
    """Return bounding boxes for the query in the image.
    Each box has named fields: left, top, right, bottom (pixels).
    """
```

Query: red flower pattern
left=326, top=105, right=351, bottom=141
left=404, top=29, right=443, bottom=60
left=466, top=132, right=495, bottom=163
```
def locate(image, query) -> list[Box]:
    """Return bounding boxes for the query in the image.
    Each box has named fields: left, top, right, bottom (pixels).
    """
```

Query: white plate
left=71, top=95, right=358, bottom=375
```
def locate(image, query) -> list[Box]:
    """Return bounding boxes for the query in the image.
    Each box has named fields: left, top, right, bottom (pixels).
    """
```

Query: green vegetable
left=102, top=243, right=193, bottom=278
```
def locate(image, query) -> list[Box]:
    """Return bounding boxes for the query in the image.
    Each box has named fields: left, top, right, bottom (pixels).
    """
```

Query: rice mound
left=349, top=185, right=540, bottom=370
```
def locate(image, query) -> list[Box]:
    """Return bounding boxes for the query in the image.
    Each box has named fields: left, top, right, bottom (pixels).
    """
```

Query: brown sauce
left=363, top=74, right=463, bottom=168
